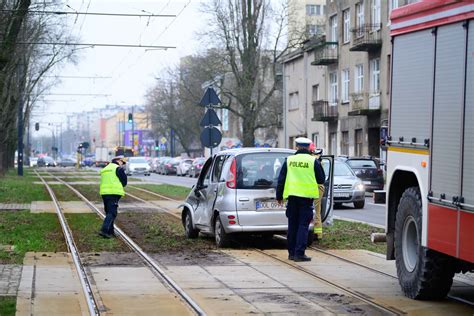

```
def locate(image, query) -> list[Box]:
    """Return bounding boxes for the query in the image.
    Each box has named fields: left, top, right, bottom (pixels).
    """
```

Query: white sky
left=34, top=0, right=207, bottom=125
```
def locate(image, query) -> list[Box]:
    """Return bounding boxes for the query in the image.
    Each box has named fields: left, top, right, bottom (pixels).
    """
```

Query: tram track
left=37, top=170, right=206, bottom=316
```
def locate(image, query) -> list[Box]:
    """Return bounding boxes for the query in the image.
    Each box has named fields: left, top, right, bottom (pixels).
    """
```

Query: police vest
left=100, top=163, right=125, bottom=196
left=283, top=154, right=319, bottom=199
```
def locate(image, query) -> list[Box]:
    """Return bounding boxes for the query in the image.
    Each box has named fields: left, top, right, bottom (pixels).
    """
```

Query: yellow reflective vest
left=283, top=154, right=319, bottom=199
left=100, top=163, right=125, bottom=196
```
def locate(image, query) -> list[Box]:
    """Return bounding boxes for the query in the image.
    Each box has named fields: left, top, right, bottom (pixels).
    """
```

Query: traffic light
left=128, top=113, right=133, bottom=123
left=35, top=122, right=39, bottom=131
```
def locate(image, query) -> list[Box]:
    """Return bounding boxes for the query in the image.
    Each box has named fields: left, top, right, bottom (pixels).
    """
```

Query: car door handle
left=239, top=198, right=249, bottom=202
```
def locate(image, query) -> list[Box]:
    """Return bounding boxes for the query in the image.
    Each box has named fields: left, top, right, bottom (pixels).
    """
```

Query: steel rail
left=129, top=185, right=474, bottom=308
left=34, top=170, right=99, bottom=315
left=47, top=173, right=206, bottom=316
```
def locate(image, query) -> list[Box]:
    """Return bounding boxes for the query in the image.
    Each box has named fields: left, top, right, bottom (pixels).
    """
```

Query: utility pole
left=17, top=61, right=25, bottom=176
left=131, top=106, right=134, bottom=148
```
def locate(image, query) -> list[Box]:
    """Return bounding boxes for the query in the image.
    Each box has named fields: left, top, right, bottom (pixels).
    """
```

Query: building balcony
left=348, top=92, right=381, bottom=116
left=311, top=42, right=338, bottom=66
left=312, top=100, right=338, bottom=122
left=350, top=24, right=382, bottom=52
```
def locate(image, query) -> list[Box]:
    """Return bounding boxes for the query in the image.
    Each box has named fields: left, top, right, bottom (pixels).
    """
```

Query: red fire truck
left=386, top=0, right=473, bottom=299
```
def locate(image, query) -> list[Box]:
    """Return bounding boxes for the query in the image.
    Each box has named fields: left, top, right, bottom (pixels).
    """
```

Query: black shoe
left=293, top=255, right=311, bottom=262
left=288, top=255, right=294, bottom=260
left=98, top=231, right=112, bottom=239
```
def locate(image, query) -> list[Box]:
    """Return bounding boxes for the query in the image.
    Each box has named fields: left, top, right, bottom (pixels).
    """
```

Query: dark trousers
left=286, top=196, right=313, bottom=257
left=100, top=195, right=121, bottom=235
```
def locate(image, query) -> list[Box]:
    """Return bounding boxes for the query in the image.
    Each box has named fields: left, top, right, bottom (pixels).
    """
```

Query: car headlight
left=354, top=182, right=364, bottom=191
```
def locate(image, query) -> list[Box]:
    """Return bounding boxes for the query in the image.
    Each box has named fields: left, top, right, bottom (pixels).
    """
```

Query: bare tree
left=201, top=0, right=293, bottom=147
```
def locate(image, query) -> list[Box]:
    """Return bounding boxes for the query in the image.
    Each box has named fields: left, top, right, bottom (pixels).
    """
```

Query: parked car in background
left=176, top=158, right=194, bottom=176
left=180, top=148, right=335, bottom=247
left=162, top=157, right=181, bottom=175
left=126, top=156, right=151, bottom=176
left=37, top=156, right=57, bottom=167
left=339, top=156, right=384, bottom=191
left=57, top=157, right=77, bottom=167
left=29, top=157, right=38, bottom=167
left=333, top=159, right=366, bottom=209
left=188, top=157, right=206, bottom=178
left=81, top=157, right=95, bottom=167
left=149, top=157, right=160, bottom=173
left=157, top=156, right=172, bottom=174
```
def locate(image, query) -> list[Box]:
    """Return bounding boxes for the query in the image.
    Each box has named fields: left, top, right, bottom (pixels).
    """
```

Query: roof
left=391, top=0, right=474, bottom=36
left=216, top=147, right=295, bottom=156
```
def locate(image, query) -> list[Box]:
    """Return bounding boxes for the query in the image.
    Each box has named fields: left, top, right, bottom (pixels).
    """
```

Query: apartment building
left=288, top=0, right=327, bottom=46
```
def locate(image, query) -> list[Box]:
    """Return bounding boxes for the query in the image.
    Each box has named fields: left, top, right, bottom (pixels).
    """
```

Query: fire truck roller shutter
left=390, top=29, right=434, bottom=142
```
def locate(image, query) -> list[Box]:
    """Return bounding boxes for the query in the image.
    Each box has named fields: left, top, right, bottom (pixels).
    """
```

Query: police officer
left=277, top=137, right=325, bottom=261
left=98, top=155, right=128, bottom=238
left=310, top=144, right=325, bottom=240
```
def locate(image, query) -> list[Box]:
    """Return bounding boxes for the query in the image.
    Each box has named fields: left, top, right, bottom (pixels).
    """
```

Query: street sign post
left=198, top=87, right=223, bottom=155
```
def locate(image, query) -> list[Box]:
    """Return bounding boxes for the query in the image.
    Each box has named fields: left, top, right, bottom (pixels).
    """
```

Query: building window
left=306, top=4, right=323, bottom=16
left=355, top=129, right=363, bottom=156
left=342, top=69, right=350, bottom=103
left=343, top=9, right=351, bottom=44
left=341, top=131, right=349, bottom=155
left=330, top=15, right=338, bottom=42
left=307, top=24, right=320, bottom=37
left=389, top=0, right=399, bottom=14
left=329, top=72, right=338, bottom=106
left=356, top=2, right=365, bottom=37
left=370, top=58, right=380, bottom=93
left=372, top=0, right=381, bottom=26
left=355, top=64, right=364, bottom=93
left=312, top=133, right=319, bottom=149
left=330, top=132, right=337, bottom=155
left=312, top=84, right=320, bottom=102
left=289, top=91, right=299, bottom=110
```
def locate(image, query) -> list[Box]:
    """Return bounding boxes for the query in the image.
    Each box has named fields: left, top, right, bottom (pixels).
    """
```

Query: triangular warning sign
left=200, top=108, right=222, bottom=127
left=199, top=87, right=221, bottom=106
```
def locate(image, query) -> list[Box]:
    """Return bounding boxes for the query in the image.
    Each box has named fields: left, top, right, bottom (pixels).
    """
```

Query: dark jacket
left=276, top=149, right=325, bottom=201
left=112, top=162, right=127, bottom=187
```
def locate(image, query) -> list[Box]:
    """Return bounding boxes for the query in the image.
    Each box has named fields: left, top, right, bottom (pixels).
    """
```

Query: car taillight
left=377, top=169, right=383, bottom=175
left=226, top=158, right=237, bottom=189
left=166, top=163, right=171, bottom=167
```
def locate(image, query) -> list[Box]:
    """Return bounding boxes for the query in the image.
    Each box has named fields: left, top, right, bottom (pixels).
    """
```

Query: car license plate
left=256, top=200, right=286, bottom=211
left=363, top=181, right=371, bottom=185
left=334, top=192, right=350, bottom=198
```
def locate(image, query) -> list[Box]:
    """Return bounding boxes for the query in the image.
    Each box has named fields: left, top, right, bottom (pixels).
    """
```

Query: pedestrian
left=277, top=137, right=325, bottom=262
left=309, top=144, right=325, bottom=240
left=98, top=155, right=128, bottom=238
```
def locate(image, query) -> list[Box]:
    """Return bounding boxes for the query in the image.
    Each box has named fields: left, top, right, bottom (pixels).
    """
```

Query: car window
left=334, top=161, right=354, bottom=176
left=198, top=157, right=213, bottom=185
left=347, top=160, right=377, bottom=168
left=236, top=152, right=292, bottom=189
left=130, top=158, right=147, bottom=163
left=212, top=155, right=227, bottom=183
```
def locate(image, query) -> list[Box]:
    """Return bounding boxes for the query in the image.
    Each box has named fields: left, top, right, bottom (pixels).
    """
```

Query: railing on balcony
left=350, top=24, right=382, bottom=52
left=349, top=92, right=381, bottom=116
left=312, top=100, right=338, bottom=122
left=311, top=42, right=338, bottom=66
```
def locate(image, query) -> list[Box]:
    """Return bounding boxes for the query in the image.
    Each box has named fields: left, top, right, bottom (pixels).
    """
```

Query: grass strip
left=65, top=214, right=129, bottom=252
left=48, top=184, right=82, bottom=201
left=316, top=219, right=385, bottom=254
left=132, top=184, right=191, bottom=200
left=0, top=174, right=50, bottom=203
left=125, top=187, right=161, bottom=201
left=0, top=296, right=16, bottom=316
left=0, top=211, right=66, bottom=264
left=53, top=177, right=99, bottom=182
left=71, top=185, right=136, bottom=203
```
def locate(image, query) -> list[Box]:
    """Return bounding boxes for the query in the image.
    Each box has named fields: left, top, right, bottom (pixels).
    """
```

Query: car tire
left=334, top=202, right=342, bottom=208
left=353, top=201, right=365, bottom=209
left=184, top=211, right=199, bottom=239
left=214, top=216, right=230, bottom=248
left=395, top=186, right=454, bottom=299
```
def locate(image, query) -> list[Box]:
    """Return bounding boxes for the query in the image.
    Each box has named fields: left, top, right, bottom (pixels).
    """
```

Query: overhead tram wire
left=0, top=9, right=176, bottom=18
left=16, top=42, right=176, bottom=49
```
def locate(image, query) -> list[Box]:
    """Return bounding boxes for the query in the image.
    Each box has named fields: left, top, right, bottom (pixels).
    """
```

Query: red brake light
left=226, top=158, right=237, bottom=189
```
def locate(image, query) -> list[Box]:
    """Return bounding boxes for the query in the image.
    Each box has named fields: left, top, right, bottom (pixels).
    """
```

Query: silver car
left=333, top=160, right=366, bottom=209
left=180, top=148, right=334, bottom=247
left=125, top=157, right=151, bottom=176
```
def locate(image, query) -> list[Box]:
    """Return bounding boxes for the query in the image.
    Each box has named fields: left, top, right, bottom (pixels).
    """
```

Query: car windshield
left=44, top=157, right=54, bottom=162
left=236, top=152, right=292, bottom=189
left=183, top=159, right=193, bottom=164
left=334, top=161, right=354, bottom=176
left=130, top=157, right=147, bottom=164
left=347, top=160, right=377, bottom=168
left=194, top=158, right=205, bottom=165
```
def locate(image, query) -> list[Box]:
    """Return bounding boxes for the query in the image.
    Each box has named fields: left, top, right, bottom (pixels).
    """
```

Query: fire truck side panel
left=463, top=20, right=474, bottom=207
left=460, top=211, right=474, bottom=263
left=431, top=22, right=466, bottom=202
left=427, top=204, right=457, bottom=258
left=390, top=29, right=434, bottom=142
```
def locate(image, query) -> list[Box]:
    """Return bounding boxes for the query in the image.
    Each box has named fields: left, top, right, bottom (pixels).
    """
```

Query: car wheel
left=395, top=187, right=454, bottom=299
left=184, top=211, right=199, bottom=239
left=334, top=203, right=342, bottom=209
left=353, top=201, right=365, bottom=209
left=214, top=216, right=230, bottom=248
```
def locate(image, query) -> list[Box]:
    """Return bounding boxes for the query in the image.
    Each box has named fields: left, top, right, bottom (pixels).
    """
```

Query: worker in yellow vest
left=276, top=137, right=325, bottom=262
left=98, top=156, right=127, bottom=238
left=309, top=144, right=325, bottom=240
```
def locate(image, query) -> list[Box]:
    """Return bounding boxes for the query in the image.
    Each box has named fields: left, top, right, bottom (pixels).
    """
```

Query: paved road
left=135, top=172, right=387, bottom=227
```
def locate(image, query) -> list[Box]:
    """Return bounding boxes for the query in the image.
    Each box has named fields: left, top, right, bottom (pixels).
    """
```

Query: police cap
left=111, top=155, right=127, bottom=164
left=295, top=137, right=312, bottom=147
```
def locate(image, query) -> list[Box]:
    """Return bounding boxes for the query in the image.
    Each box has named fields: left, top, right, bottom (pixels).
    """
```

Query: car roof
left=216, top=147, right=295, bottom=156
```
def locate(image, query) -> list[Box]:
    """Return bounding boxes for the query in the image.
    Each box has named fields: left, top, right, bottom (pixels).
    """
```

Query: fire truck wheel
left=395, top=186, right=454, bottom=299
